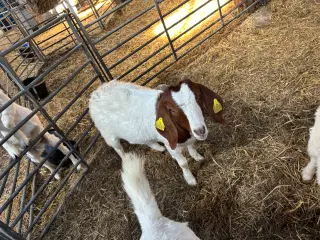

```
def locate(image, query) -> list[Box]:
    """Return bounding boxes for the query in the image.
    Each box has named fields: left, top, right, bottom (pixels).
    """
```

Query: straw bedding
left=42, top=0, right=320, bottom=239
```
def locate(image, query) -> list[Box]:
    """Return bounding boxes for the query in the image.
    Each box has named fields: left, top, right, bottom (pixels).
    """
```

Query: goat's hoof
left=184, top=174, right=197, bottom=186
left=301, top=168, right=315, bottom=182
left=193, top=154, right=204, bottom=162
left=54, top=173, right=61, bottom=181
left=186, top=177, right=197, bottom=186
left=76, top=164, right=82, bottom=171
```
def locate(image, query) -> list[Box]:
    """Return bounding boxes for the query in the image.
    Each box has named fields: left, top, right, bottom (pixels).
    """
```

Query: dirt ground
left=44, top=0, right=320, bottom=239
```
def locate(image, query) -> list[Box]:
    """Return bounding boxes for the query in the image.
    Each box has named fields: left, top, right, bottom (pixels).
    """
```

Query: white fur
left=302, top=106, right=320, bottom=184
left=121, top=152, right=200, bottom=240
left=89, top=80, right=208, bottom=185
left=0, top=90, right=81, bottom=180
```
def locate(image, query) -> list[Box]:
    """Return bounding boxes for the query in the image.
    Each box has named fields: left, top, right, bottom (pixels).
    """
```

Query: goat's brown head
left=155, top=78, right=224, bottom=149
left=180, top=78, right=225, bottom=124
left=155, top=90, right=191, bottom=150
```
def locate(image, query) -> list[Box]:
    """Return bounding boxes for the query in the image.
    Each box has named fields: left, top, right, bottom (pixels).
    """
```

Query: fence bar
left=17, top=159, right=31, bottom=234
left=65, top=14, right=107, bottom=83
left=52, top=75, right=99, bottom=122
left=64, top=5, right=113, bottom=80
left=25, top=124, right=94, bottom=234
left=143, top=0, right=260, bottom=85
left=85, top=0, right=133, bottom=29
left=87, top=0, right=105, bottom=29
left=217, top=0, right=225, bottom=26
left=1, top=14, right=68, bottom=57
left=41, top=60, right=92, bottom=106
left=39, top=164, right=89, bottom=238
left=109, top=32, right=166, bottom=70
left=118, top=43, right=169, bottom=80
left=0, top=169, right=10, bottom=197
left=82, top=132, right=100, bottom=157
left=26, top=166, right=37, bottom=240
left=94, top=4, right=154, bottom=45
left=0, top=221, right=24, bottom=240
left=154, top=0, right=177, bottom=60
left=172, top=0, right=231, bottom=42
left=131, top=52, right=173, bottom=83
left=12, top=123, right=92, bottom=230
left=5, top=159, right=21, bottom=224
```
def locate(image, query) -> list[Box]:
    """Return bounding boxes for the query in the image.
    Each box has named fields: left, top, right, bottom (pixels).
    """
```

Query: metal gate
left=0, top=0, right=265, bottom=238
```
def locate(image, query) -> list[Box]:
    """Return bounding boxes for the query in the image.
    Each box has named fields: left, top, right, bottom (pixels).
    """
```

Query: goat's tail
left=121, top=153, right=162, bottom=220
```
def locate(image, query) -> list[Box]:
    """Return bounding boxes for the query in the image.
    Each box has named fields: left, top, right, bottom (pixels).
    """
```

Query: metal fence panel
left=0, top=0, right=265, bottom=238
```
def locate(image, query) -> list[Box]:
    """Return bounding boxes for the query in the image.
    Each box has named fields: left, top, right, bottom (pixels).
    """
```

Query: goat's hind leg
left=105, top=137, right=125, bottom=159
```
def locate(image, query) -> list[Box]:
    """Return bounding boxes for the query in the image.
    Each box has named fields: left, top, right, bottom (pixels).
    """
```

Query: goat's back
left=89, top=81, right=161, bottom=143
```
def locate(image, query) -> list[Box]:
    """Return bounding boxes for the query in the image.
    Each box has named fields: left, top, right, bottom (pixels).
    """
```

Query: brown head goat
left=89, top=78, right=224, bottom=185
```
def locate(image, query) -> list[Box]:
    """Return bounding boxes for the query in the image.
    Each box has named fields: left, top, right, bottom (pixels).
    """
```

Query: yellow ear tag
left=155, top=117, right=165, bottom=131
left=213, top=99, right=223, bottom=113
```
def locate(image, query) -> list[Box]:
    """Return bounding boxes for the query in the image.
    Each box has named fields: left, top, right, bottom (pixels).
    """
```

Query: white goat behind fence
left=0, top=89, right=81, bottom=180
left=302, top=105, right=320, bottom=184
left=121, top=152, right=200, bottom=240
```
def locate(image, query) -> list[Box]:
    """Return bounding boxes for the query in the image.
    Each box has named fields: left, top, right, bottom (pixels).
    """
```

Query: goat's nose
left=194, top=126, right=206, bottom=136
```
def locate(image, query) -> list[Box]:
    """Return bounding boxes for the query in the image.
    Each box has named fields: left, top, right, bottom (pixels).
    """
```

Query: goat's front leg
left=45, top=133, right=82, bottom=171
left=44, top=162, right=62, bottom=180
left=187, top=143, right=204, bottom=161
left=27, top=153, right=61, bottom=180
left=105, top=137, right=125, bottom=160
left=56, top=144, right=82, bottom=171
left=166, top=146, right=197, bottom=186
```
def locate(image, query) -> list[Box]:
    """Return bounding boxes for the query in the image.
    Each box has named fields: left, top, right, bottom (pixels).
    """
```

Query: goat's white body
left=89, top=81, right=166, bottom=146
left=0, top=90, right=80, bottom=180
left=121, top=153, right=200, bottom=240
left=302, top=106, right=320, bottom=184
left=90, top=80, right=205, bottom=185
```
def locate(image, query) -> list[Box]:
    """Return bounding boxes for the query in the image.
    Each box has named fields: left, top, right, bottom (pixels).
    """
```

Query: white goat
left=302, top=106, right=320, bottom=184
left=121, top=152, right=200, bottom=240
left=89, top=78, right=224, bottom=185
left=0, top=90, right=81, bottom=180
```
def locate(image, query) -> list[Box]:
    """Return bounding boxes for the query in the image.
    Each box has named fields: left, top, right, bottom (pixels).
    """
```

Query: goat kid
left=0, top=90, right=81, bottom=180
left=122, top=152, right=200, bottom=240
left=302, top=106, right=320, bottom=184
left=89, top=78, right=224, bottom=185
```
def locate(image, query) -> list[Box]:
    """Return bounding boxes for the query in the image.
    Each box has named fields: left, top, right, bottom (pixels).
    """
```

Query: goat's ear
left=197, top=84, right=225, bottom=124
left=155, top=98, right=178, bottom=150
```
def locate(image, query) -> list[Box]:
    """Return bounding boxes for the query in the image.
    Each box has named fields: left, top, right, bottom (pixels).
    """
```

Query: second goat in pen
left=0, top=89, right=81, bottom=180
left=302, top=105, right=320, bottom=185
left=89, top=78, right=224, bottom=185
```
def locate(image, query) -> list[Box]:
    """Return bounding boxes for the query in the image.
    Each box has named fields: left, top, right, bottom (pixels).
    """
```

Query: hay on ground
left=42, top=0, right=320, bottom=239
